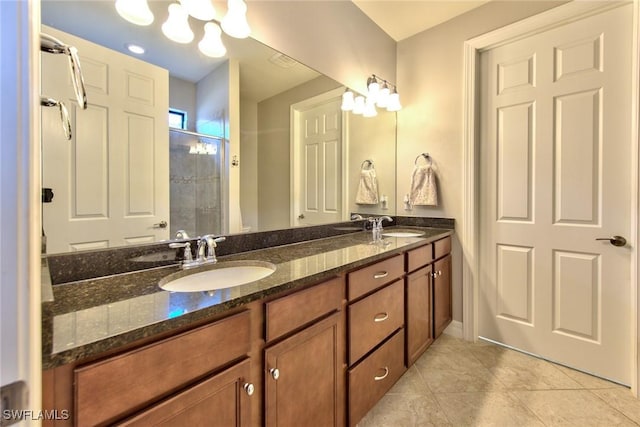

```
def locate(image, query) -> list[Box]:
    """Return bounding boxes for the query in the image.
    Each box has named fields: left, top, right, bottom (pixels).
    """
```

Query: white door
left=295, top=99, right=342, bottom=226
left=479, top=4, right=632, bottom=384
left=41, top=26, right=169, bottom=253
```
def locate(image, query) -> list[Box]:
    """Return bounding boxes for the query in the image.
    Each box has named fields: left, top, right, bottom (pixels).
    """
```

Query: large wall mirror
left=40, top=0, right=397, bottom=255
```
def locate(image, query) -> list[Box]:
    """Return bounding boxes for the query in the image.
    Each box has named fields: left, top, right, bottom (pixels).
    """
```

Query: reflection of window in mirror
left=169, top=109, right=187, bottom=130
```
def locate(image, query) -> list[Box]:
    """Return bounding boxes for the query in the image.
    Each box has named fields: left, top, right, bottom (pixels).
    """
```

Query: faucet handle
left=169, top=241, right=193, bottom=262
left=212, top=236, right=226, bottom=246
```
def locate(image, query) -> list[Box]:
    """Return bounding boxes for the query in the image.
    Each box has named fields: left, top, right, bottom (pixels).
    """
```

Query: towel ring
left=361, top=159, right=375, bottom=170
left=415, top=153, right=433, bottom=166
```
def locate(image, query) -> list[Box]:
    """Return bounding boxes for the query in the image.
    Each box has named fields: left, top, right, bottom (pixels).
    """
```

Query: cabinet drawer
left=434, top=236, right=451, bottom=260
left=118, top=359, right=252, bottom=427
left=406, top=243, right=433, bottom=272
left=348, top=279, right=404, bottom=365
left=348, top=329, right=405, bottom=427
left=347, top=254, right=404, bottom=301
left=265, top=277, right=344, bottom=342
left=75, top=310, right=251, bottom=426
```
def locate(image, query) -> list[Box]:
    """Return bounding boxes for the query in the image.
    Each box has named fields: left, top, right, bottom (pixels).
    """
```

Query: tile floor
left=358, top=334, right=640, bottom=426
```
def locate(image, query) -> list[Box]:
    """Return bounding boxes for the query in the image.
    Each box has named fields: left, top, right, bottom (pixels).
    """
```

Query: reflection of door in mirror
left=41, top=26, right=169, bottom=253
left=292, top=91, right=343, bottom=227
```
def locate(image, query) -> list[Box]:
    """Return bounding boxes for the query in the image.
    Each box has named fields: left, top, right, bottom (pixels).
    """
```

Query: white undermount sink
left=159, top=260, right=276, bottom=292
left=381, top=230, right=425, bottom=238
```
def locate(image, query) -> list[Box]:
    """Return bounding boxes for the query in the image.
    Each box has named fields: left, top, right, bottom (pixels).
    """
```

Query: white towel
left=355, top=169, right=379, bottom=205
left=409, top=164, right=438, bottom=206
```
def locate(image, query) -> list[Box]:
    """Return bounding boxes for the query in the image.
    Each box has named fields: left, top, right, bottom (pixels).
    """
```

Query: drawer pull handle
left=374, top=367, right=389, bottom=381
left=373, top=271, right=389, bottom=279
left=243, top=383, right=255, bottom=396
left=269, top=368, right=280, bottom=380
left=374, top=312, right=389, bottom=322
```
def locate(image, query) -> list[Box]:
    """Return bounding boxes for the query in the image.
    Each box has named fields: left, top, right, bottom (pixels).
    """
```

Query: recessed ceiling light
left=126, top=43, right=145, bottom=55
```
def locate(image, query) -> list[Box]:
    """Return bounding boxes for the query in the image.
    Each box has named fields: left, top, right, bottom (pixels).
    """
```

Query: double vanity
left=41, top=222, right=452, bottom=426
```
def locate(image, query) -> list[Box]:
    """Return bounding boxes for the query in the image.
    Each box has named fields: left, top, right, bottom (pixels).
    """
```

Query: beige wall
left=257, top=76, right=341, bottom=231
left=396, top=1, right=566, bottom=322
left=168, top=76, right=197, bottom=132
left=247, top=1, right=396, bottom=96
left=240, top=97, right=259, bottom=232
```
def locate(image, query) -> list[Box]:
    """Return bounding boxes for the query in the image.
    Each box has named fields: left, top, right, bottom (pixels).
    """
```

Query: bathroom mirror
left=40, top=0, right=397, bottom=255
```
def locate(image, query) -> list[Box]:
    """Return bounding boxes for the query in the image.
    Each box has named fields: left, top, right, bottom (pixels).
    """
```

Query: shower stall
left=169, top=128, right=228, bottom=238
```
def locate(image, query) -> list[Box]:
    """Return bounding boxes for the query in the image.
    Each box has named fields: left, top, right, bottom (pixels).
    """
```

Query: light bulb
left=162, top=3, right=194, bottom=44
left=179, top=0, right=216, bottom=21
left=363, top=98, right=378, bottom=117
left=376, top=82, right=390, bottom=108
left=367, top=75, right=380, bottom=103
left=386, top=89, right=402, bottom=112
left=341, top=90, right=355, bottom=111
left=115, top=0, right=154, bottom=26
left=221, top=0, right=251, bottom=39
left=199, top=22, right=227, bottom=58
left=353, top=96, right=365, bottom=115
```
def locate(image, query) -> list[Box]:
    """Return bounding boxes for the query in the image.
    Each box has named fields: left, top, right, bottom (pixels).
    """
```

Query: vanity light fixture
left=221, top=0, right=251, bottom=39
left=115, top=0, right=154, bottom=26
left=199, top=22, right=227, bottom=58
left=341, top=74, right=402, bottom=116
left=162, top=3, right=194, bottom=44
left=189, top=140, right=217, bottom=155
left=116, top=0, right=251, bottom=58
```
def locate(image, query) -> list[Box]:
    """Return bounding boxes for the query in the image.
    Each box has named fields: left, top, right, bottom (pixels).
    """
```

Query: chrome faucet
left=370, top=216, right=393, bottom=241
left=196, top=234, right=226, bottom=264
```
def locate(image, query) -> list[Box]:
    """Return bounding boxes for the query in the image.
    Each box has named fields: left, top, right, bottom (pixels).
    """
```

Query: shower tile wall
left=170, top=131, right=222, bottom=238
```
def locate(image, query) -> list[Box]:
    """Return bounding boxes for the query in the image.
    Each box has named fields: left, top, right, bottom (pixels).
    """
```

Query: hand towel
left=355, top=168, right=379, bottom=205
left=409, top=164, right=438, bottom=206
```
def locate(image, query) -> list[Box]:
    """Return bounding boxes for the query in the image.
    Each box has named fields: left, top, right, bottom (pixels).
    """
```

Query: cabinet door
left=265, top=312, right=345, bottom=427
left=118, top=359, right=253, bottom=427
left=433, top=254, right=452, bottom=338
left=406, top=265, right=433, bottom=366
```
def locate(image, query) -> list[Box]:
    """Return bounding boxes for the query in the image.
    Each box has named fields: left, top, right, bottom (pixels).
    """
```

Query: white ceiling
left=352, top=0, right=491, bottom=41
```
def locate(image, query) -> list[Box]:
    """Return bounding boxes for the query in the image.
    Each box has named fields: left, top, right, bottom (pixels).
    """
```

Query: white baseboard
left=443, top=320, right=463, bottom=339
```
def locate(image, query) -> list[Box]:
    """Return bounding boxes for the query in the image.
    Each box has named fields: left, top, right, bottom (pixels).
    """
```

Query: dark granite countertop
left=42, top=226, right=452, bottom=369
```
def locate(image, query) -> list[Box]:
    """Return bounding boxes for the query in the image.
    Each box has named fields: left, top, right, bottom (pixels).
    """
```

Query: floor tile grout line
left=585, top=388, right=640, bottom=426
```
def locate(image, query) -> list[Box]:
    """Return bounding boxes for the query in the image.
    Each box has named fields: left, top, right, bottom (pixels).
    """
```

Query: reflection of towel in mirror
left=355, top=169, right=379, bottom=205
left=409, top=164, right=438, bottom=206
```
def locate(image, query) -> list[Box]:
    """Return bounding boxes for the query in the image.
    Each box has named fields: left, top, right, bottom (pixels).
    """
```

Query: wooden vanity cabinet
left=117, top=358, right=252, bottom=427
left=346, top=256, right=406, bottom=427
left=433, top=253, right=452, bottom=338
left=405, top=264, right=433, bottom=366
left=263, top=277, right=345, bottom=427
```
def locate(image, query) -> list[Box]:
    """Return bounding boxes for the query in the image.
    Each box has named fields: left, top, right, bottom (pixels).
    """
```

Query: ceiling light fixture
left=115, top=0, right=154, bottom=26
left=126, top=43, right=145, bottom=55
left=341, top=74, right=402, bottom=116
left=162, top=3, right=194, bottom=44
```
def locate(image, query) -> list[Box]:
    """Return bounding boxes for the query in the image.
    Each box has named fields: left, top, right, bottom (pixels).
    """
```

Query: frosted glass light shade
left=179, top=0, right=216, bottom=21
left=353, top=96, right=365, bottom=115
left=221, top=0, right=251, bottom=39
left=341, top=90, right=355, bottom=111
left=376, top=83, right=390, bottom=108
left=363, top=99, right=378, bottom=117
left=386, top=91, right=402, bottom=111
left=162, top=3, right=194, bottom=44
left=199, top=23, right=227, bottom=58
left=115, top=0, right=154, bottom=26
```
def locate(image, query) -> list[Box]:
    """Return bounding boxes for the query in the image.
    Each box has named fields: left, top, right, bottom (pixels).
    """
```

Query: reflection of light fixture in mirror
left=348, top=74, right=401, bottom=116
left=178, top=0, right=216, bottom=21
left=376, top=81, right=390, bottom=108
left=199, top=23, right=227, bottom=57
left=353, top=96, right=366, bottom=115
left=363, top=99, right=378, bottom=117
left=386, top=87, right=402, bottom=112
left=189, top=140, right=217, bottom=155
left=162, top=3, right=194, bottom=44
left=115, top=0, right=154, bottom=26
left=341, top=89, right=355, bottom=111
left=221, top=0, right=251, bottom=39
